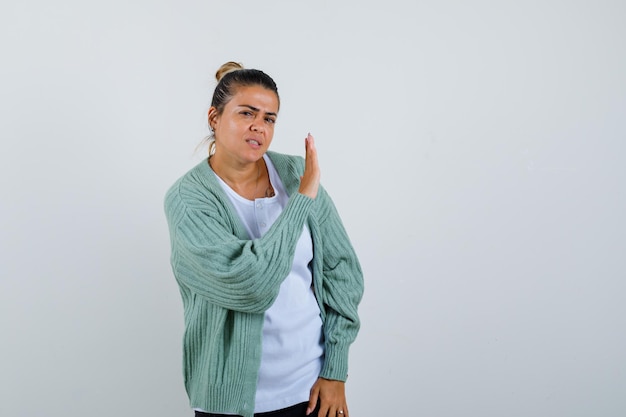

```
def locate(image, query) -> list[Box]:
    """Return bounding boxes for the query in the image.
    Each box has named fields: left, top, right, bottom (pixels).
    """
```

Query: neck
left=209, top=154, right=260, bottom=185
left=209, top=154, right=265, bottom=199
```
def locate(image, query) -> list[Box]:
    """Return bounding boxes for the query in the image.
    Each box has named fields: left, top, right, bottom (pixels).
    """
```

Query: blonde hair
left=215, top=61, right=244, bottom=82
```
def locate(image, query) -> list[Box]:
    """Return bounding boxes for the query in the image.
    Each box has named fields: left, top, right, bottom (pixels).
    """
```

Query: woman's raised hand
left=298, top=133, right=320, bottom=199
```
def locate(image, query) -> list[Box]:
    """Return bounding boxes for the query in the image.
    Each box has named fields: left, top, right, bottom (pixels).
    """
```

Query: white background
left=1, top=1, right=625, bottom=416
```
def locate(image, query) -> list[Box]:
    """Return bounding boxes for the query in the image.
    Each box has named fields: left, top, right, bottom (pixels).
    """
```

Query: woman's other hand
left=306, top=377, right=349, bottom=417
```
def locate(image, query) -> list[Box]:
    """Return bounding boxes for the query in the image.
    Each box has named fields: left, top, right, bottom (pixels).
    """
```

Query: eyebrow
left=239, top=104, right=277, bottom=117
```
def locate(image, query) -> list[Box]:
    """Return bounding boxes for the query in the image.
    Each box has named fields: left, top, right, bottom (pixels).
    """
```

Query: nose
left=251, top=116, right=264, bottom=133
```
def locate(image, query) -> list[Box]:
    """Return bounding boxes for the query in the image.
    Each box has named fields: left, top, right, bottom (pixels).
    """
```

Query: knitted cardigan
left=164, top=151, right=364, bottom=417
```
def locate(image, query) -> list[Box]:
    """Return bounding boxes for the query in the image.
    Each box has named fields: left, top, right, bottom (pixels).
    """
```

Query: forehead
left=229, top=85, right=279, bottom=113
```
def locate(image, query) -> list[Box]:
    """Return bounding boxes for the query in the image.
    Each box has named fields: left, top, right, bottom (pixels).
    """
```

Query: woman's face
left=209, top=85, right=279, bottom=165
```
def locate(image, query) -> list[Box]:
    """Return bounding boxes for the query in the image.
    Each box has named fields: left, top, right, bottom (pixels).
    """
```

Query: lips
left=246, top=138, right=262, bottom=148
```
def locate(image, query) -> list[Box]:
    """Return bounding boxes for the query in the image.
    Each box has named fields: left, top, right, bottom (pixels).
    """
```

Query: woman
left=164, top=61, right=364, bottom=417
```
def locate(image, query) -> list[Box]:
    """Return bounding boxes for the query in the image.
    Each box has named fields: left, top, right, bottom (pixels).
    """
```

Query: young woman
left=164, top=62, right=363, bottom=417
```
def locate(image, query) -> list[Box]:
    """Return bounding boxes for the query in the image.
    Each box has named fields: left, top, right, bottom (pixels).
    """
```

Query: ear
left=208, top=107, right=219, bottom=131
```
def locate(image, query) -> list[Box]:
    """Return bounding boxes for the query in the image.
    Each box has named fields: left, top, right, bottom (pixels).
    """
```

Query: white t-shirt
left=213, top=155, right=324, bottom=413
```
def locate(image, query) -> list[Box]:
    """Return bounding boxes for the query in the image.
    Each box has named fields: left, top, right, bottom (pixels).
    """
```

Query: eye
left=265, top=117, right=276, bottom=124
left=240, top=111, right=254, bottom=117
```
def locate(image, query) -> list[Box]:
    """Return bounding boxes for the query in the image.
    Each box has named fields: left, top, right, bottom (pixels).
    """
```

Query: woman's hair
left=204, top=61, right=279, bottom=156
left=211, top=61, right=280, bottom=115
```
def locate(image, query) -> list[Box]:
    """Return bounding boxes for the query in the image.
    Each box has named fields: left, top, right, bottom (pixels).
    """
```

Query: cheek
left=219, top=118, right=241, bottom=133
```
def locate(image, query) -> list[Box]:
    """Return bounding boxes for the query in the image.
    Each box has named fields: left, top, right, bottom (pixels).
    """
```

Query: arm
left=166, top=183, right=314, bottom=314
left=317, top=186, right=364, bottom=381
left=308, top=187, right=363, bottom=416
left=165, top=135, right=322, bottom=314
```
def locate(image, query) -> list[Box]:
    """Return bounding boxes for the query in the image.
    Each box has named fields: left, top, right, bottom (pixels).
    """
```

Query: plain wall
left=1, top=1, right=625, bottom=416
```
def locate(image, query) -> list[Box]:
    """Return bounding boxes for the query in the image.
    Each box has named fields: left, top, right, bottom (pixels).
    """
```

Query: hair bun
left=215, top=61, right=244, bottom=82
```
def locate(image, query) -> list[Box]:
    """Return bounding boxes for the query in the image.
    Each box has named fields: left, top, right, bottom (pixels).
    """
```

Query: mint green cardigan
left=164, top=151, right=364, bottom=417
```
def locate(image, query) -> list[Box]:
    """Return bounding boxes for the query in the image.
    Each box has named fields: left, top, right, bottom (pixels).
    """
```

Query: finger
left=305, top=133, right=312, bottom=154
left=319, top=398, right=337, bottom=417
left=317, top=393, right=332, bottom=417
left=306, top=386, right=319, bottom=415
left=305, top=134, right=319, bottom=173
left=304, top=135, right=311, bottom=166
left=306, top=133, right=317, bottom=155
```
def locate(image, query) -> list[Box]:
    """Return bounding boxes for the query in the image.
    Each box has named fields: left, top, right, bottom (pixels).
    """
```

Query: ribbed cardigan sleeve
left=164, top=160, right=315, bottom=314
left=313, top=186, right=364, bottom=382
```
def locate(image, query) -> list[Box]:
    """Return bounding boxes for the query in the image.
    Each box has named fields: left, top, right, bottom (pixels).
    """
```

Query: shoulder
left=164, top=158, right=221, bottom=216
left=266, top=151, right=305, bottom=195
left=266, top=151, right=304, bottom=174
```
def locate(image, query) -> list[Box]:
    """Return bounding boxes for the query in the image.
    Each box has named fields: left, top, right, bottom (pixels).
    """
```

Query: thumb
left=307, top=384, right=319, bottom=415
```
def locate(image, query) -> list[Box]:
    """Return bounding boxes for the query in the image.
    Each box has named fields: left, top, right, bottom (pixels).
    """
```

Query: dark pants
left=195, top=401, right=319, bottom=417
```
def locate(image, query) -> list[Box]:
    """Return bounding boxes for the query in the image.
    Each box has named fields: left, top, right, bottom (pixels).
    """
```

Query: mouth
left=246, top=139, right=262, bottom=148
